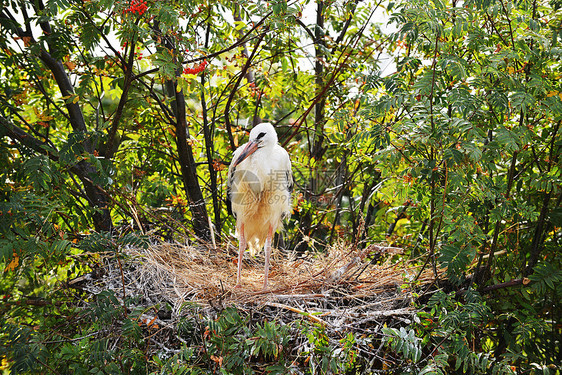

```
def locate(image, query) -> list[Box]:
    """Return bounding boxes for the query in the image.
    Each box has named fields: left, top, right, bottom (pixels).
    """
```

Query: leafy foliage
left=382, top=326, right=422, bottom=363
left=0, top=0, right=560, bottom=372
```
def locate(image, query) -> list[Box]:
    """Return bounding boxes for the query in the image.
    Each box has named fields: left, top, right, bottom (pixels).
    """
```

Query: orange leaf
left=64, top=60, right=76, bottom=70
left=147, top=315, right=157, bottom=327
left=4, top=253, right=19, bottom=272
left=210, top=355, right=223, bottom=367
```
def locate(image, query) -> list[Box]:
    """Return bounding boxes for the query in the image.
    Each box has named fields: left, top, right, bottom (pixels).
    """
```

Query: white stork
left=227, top=122, right=293, bottom=288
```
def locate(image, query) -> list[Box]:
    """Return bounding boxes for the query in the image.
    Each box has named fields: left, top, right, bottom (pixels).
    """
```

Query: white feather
left=228, top=123, right=292, bottom=255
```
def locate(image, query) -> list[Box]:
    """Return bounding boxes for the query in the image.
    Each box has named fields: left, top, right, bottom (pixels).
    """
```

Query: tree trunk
left=201, top=21, right=221, bottom=238
left=525, top=121, right=560, bottom=275
left=312, top=0, right=327, bottom=160
left=74, top=162, right=113, bottom=232
left=1, top=2, right=113, bottom=232
left=165, top=80, right=210, bottom=241
left=0, top=115, right=113, bottom=232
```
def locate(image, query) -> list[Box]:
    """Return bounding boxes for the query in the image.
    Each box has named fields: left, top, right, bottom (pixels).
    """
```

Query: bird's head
left=232, top=122, right=278, bottom=167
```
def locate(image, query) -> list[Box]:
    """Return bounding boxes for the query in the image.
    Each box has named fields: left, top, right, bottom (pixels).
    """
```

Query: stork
left=227, top=122, right=293, bottom=289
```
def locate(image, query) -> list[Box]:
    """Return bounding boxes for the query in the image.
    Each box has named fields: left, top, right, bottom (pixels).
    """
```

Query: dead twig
left=265, top=302, right=327, bottom=326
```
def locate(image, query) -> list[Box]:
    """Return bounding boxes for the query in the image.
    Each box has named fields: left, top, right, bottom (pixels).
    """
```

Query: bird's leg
left=236, top=224, right=246, bottom=288
left=263, top=224, right=274, bottom=289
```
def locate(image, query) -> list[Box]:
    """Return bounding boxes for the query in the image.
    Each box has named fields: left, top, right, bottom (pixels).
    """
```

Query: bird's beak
left=232, top=140, right=259, bottom=167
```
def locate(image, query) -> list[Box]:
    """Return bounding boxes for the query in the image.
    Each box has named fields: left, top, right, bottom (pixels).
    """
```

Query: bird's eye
left=256, top=132, right=266, bottom=140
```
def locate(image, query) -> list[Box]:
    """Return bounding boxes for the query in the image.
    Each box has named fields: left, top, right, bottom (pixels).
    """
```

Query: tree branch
left=224, top=30, right=267, bottom=150
left=0, top=116, right=59, bottom=161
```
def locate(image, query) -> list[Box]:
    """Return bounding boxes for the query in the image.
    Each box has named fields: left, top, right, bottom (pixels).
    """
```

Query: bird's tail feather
left=243, top=222, right=269, bottom=256
left=247, top=238, right=262, bottom=257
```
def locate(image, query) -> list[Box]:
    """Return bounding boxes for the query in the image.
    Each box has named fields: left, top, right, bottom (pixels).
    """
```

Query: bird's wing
left=226, top=184, right=233, bottom=216
left=272, top=145, right=293, bottom=194
left=227, top=145, right=245, bottom=217
left=280, top=146, right=293, bottom=193
left=286, top=168, right=294, bottom=194
left=276, top=146, right=293, bottom=219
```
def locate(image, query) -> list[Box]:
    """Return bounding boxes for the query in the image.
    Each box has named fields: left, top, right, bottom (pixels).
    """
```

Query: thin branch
left=282, top=8, right=376, bottom=147
left=0, top=116, right=59, bottom=161
left=132, top=12, right=273, bottom=82
left=224, top=30, right=267, bottom=150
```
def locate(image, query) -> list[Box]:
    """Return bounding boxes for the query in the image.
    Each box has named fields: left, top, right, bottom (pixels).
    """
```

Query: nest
left=78, top=241, right=439, bottom=330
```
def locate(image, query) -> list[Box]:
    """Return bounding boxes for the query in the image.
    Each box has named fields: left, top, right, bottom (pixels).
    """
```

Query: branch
left=104, top=36, right=136, bottom=158
left=331, top=0, right=367, bottom=51
left=282, top=8, right=376, bottom=147
left=455, top=278, right=529, bottom=297
left=132, top=12, right=273, bottom=82
left=1, top=6, right=88, bottom=142
left=0, top=116, right=59, bottom=161
left=295, top=18, right=316, bottom=41
left=224, top=30, right=267, bottom=150
left=265, top=302, right=327, bottom=326
left=39, top=50, right=89, bottom=137
left=22, top=3, right=90, bottom=144
left=77, top=6, right=127, bottom=67
left=481, top=278, right=527, bottom=293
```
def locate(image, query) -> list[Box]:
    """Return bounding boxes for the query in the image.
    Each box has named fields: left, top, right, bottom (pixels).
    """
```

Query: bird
left=227, top=122, right=293, bottom=289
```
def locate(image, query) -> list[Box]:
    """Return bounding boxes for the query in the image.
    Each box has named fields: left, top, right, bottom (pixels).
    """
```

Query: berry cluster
left=248, top=82, right=264, bottom=98
left=123, top=0, right=148, bottom=16
left=183, top=60, right=208, bottom=75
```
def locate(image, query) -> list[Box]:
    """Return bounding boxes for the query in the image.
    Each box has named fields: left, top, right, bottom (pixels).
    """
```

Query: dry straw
left=82, top=241, right=440, bottom=329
